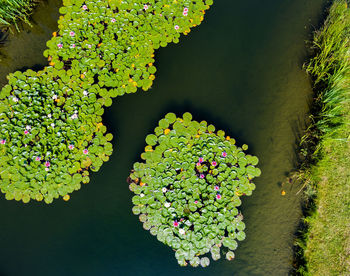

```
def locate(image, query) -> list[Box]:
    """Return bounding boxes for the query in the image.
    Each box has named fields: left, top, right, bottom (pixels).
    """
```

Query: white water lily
left=179, top=229, right=185, bottom=235
left=164, top=202, right=170, bottom=208
left=140, top=193, right=144, bottom=197
left=162, top=187, right=167, bottom=193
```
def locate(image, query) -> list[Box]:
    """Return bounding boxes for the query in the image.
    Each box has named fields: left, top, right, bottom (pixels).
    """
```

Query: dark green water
left=0, top=1, right=328, bottom=275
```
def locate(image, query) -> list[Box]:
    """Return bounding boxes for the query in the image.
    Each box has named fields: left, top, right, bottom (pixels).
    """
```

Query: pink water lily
left=212, top=161, right=217, bottom=166
left=70, top=44, right=76, bottom=48
left=216, top=194, right=222, bottom=200
left=0, top=139, right=5, bottom=144
left=199, top=174, right=205, bottom=179
left=183, top=8, right=189, bottom=13
left=57, top=43, right=63, bottom=48
left=111, top=18, right=116, bottom=23
left=87, top=44, right=92, bottom=49
left=68, top=144, right=74, bottom=150
left=143, top=4, right=149, bottom=10
left=83, top=149, right=89, bottom=154
left=82, top=4, right=88, bottom=10
left=214, top=185, right=219, bottom=191
left=173, top=221, right=179, bottom=227
left=35, top=156, right=41, bottom=161
left=45, top=161, right=50, bottom=167
left=24, top=130, right=29, bottom=135
left=174, top=25, right=179, bottom=30
left=69, top=31, right=75, bottom=37
left=222, top=152, right=227, bottom=157
left=194, top=200, right=198, bottom=204
left=183, top=11, right=188, bottom=16
left=196, top=162, right=201, bottom=167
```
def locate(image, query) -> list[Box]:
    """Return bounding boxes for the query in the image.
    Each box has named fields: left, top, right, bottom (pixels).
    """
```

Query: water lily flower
left=12, top=97, right=18, bottom=102
left=24, top=130, right=29, bottom=135
left=68, top=144, right=74, bottom=150
left=0, top=139, right=6, bottom=144
left=162, top=187, right=167, bottom=193
left=52, top=95, right=57, bottom=100
left=26, top=125, right=31, bottom=130
left=199, top=157, right=204, bottom=163
left=45, top=168, right=49, bottom=172
left=173, top=221, right=179, bottom=227
left=164, top=202, right=170, bottom=208
left=222, top=152, right=227, bottom=157
left=83, top=90, right=88, bottom=96
left=140, top=193, right=145, bottom=197
left=45, top=161, right=50, bottom=167
left=48, top=114, right=52, bottom=118
left=183, top=11, right=188, bottom=16
left=194, top=200, right=198, bottom=204
left=51, top=123, right=55, bottom=128
left=212, top=161, right=217, bottom=166
left=196, top=162, right=201, bottom=167
left=214, top=185, right=219, bottom=191
left=71, top=114, right=78, bottom=119
left=87, top=44, right=92, bottom=49
left=199, top=174, right=205, bottom=179
left=57, top=43, right=63, bottom=48
left=179, top=228, right=185, bottom=235
left=216, top=194, right=222, bottom=200
left=82, top=4, right=88, bottom=10
left=111, top=18, right=116, bottom=23
left=70, top=44, right=76, bottom=48
left=83, top=149, right=89, bottom=155
left=143, top=4, right=149, bottom=10
left=35, top=156, right=41, bottom=161
left=69, top=31, right=75, bottom=37
left=174, top=25, right=179, bottom=30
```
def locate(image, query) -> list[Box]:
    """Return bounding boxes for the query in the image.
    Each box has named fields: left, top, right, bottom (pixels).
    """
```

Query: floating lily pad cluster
left=0, top=69, right=113, bottom=203
left=0, top=0, right=213, bottom=203
left=128, top=113, right=261, bottom=267
left=44, top=0, right=213, bottom=94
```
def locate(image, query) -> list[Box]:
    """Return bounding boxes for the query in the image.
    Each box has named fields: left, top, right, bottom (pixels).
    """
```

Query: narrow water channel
left=0, top=1, right=327, bottom=275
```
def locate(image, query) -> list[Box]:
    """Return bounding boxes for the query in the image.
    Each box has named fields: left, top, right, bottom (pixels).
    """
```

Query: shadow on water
left=0, top=0, right=329, bottom=276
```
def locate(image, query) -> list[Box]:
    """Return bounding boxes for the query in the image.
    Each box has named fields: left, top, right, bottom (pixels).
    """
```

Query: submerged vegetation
left=128, top=113, right=261, bottom=267
left=0, top=0, right=39, bottom=31
left=294, top=1, right=350, bottom=274
left=0, top=0, right=214, bottom=203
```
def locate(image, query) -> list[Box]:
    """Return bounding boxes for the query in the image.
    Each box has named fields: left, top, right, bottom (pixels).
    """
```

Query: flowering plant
left=128, top=113, right=261, bottom=266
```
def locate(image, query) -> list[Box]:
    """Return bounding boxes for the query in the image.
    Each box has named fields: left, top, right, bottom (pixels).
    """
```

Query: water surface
left=0, top=1, right=327, bottom=275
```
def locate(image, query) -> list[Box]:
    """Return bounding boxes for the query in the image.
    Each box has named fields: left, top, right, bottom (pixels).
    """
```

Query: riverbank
left=0, top=0, right=40, bottom=31
left=294, top=1, right=350, bottom=274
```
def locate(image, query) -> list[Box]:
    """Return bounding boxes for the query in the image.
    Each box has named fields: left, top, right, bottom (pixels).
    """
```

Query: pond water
left=0, top=0, right=327, bottom=275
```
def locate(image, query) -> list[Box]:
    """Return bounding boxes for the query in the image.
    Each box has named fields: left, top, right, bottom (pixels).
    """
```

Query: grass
left=294, top=0, right=350, bottom=275
left=0, top=0, right=40, bottom=31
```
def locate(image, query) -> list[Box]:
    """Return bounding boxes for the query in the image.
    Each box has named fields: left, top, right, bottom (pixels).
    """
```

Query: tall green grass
left=294, top=0, right=350, bottom=275
left=0, top=0, right=39, bottom=31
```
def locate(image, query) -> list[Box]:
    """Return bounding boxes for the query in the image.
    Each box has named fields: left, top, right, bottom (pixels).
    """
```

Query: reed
left=0, top=0, right=39, bottom=31
left=293, top=1, right=350, bottom=275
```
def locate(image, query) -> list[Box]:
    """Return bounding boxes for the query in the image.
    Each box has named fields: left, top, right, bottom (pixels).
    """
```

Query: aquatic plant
left=0, top=0, right=213, bottom=203
left=0, top=69, right=113, bottom=203
left=128, top=113, right=261, bottom=267
left=0, top=0, right=39, bottom=31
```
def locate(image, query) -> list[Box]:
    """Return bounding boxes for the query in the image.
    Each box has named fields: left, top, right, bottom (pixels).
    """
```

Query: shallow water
left=0, top=0, right=327, bottom=275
